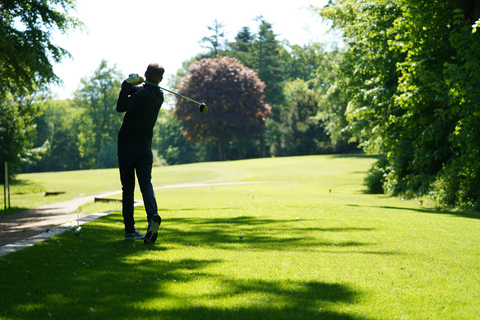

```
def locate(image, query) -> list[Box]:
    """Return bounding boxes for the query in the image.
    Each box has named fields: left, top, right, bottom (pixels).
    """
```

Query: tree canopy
left=0, top=0, right=81, bottom=94
left=174, top=55, right=270, bottom=161
left=319, top=0, right=480, bottom=209
left=0, top=0, right=81, bottom=182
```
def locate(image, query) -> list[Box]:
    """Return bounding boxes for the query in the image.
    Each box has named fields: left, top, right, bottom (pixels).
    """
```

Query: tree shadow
left=331, top=153, right=379, bottom=160
left=346, top=203, right=480, bottom=220
left=152, top=215, right=375, bottom=252
left=0, top=206, right=29, bottom=217
left=0, top=210, right=379, bottom=320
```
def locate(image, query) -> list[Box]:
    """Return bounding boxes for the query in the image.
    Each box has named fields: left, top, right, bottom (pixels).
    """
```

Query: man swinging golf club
left=116, top=63, right=163, bottom=243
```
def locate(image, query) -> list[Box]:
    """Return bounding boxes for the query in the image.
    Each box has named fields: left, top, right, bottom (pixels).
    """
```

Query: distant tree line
left=154, top=18, right=356, bottom=166
left=22, top=17, right=356, bottom=174
left=22, top=60, right=123, bottom=172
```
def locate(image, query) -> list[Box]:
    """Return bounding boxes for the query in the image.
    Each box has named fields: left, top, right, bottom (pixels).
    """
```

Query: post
left=4, top=162, right=9, bottom=211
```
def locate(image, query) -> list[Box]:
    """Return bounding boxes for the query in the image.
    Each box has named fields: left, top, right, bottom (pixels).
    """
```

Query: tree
left=153, top=109, right=197, bottom=165
left=200, top=19, right=227, bottom=56
left=174, top=55, right=271, bottom=161
left=285, top=83, right=328, bottom=155
left=0, top=0, right=81, bottom=94
left=23, top=98, right=82, bottom=172
left=0, top=92, right=42, bottom=180
left=253, top=18, right=286, bottom=107
left=74, top=60, right=123, bottom=168
left=229, top=27, right=255, bottom=68
left=285, top=43, right=327, bottom=82
left=267, top=79, right=332, bottom=156
left=314, top=47, right=357, bottom=152
left=319, top=0, right=480, bottom=209
left=0, top=0, right=81, bottom=181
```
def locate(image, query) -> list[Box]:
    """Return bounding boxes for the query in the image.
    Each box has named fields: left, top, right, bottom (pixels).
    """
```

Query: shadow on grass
left=154, top=214, right=374, bottom=252
left=0, top=206, right=29, bottom=217
left=347, top=203, right=480, bottom=220
left=331, top=153, right=379, bottom=160
left=0, top=210, right=377, bottom=320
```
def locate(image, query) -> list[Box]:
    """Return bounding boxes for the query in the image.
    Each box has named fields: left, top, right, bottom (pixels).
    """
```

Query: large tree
left=0, top=0, right=81, bottom=94
left=74, top=60, right=123, bottom=168
left=229, top=27, right=255, bottom=68
left=174, top=55, right=271, bottom=161
left=319, top=0, right=480, bottom=209
left=0, top=0, right=81, bottom=181
left=253, top=19, right=286, bottom=108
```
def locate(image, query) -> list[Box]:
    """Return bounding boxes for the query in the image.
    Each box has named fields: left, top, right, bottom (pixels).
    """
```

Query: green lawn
left=1, top=155, right=479, bottom=319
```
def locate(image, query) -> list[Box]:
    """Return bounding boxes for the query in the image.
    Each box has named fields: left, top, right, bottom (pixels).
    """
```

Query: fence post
left=4, top=162, right=9, bottom=211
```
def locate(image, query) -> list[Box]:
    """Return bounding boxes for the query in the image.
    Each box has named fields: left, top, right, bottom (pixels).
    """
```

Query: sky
left=50, top=0, right=338, bottom=99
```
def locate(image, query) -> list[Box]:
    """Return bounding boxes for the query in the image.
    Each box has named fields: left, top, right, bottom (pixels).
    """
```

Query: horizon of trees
left=22, top=17, right=355, bottom=174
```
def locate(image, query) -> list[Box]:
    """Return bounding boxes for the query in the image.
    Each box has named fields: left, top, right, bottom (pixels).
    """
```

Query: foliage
left=172, top=18, right=351, bottom=162
left=74, top=60, right=123, bottom=168
left=229, top=26, right=255, bottom=68
left=319, top=0, right=480, bottom=210
left=22, top=61, right=124, bottom=172
left=199, top=19, right=227, bottom=56
left=311, top=46, right=357, bottom=153
left=268, top=79, right=331, bottom=156
left=252, top=19, right=286, bottom=108
left=431, top=9, right=480, bottom=210
left=0, top=92, right=42, bottom=182
left=153, top=109, right=197, bottom=165
left=23, top=98, right=82, bottom=172
left=0, top=0, right=81, bottom=181
left=174, top=55, right=270, bottom=161
left=284, top=43, right=328, bottom=82
left=0, top=0, right=82, bottom=94
left=364, top=155, right=388, bottom=194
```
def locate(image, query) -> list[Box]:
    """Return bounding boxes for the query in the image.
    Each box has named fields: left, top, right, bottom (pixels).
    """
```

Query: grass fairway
left=1, top=155, right=479, bottom=319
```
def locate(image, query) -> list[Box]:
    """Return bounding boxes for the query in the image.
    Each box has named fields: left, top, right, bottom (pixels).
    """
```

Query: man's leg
left=135, top=145, right=158, bottom=222
left=118, top=144, right=137, bottom=234
left=136, top=144, right=161, bottom=243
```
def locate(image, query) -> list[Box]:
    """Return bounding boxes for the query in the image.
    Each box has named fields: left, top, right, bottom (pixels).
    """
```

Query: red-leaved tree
left=174, top=55, right=271, bottom=160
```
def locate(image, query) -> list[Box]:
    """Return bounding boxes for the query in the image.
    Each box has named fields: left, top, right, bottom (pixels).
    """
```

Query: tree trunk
left=259, top=133, right=266, bottom=158
left=218, top=140, right=226, bottom=161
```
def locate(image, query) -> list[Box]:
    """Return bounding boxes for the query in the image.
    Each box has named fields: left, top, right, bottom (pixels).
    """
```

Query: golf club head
left=199, top=103, right=208, bottom=114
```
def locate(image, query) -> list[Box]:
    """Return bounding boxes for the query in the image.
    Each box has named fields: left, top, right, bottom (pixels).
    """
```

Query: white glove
left=126, top=73, right=140, bottom=84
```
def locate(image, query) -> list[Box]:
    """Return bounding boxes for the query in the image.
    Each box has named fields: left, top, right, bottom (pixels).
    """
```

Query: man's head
left=145, top=63, right=164, bottom=85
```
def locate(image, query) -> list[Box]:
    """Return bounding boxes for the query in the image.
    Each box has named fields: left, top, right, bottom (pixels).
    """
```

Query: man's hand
left=126, top=73, right=144, bottom=85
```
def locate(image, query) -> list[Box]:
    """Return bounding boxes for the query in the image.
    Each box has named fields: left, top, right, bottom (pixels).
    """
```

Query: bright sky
left=50, top=0, right=337, bottom=99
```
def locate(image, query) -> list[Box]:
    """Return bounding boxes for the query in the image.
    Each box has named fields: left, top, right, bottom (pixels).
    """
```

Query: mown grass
left=1, top=155, right=479, bottom=319
left=0, top=162, right=222, bottom=216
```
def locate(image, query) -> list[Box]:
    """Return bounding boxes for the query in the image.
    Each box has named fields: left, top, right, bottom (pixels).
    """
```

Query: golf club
left=144, top=80, right=208, bottom=114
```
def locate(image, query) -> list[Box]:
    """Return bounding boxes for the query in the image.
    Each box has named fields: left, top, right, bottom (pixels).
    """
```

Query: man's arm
left=116, top=81, right=143, bottom=112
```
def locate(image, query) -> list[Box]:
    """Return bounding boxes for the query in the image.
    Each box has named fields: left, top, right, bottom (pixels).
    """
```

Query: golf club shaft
left=145, top=81, right=203, bottom=106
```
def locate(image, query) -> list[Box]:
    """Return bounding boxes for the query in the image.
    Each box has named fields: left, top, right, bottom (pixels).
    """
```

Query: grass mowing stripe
left=1, top=155, right=479, bottom=319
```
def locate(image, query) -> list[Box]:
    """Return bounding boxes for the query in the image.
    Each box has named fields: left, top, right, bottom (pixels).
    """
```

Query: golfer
left=116, top=63, right=164, bottom=243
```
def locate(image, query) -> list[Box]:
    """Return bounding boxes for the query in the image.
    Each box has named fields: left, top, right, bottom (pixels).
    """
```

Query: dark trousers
left=118, top=142, right=158, bottom=233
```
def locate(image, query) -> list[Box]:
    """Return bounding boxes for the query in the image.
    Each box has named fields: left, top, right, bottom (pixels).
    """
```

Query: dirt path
left=0, top=195, right=101, bottom=247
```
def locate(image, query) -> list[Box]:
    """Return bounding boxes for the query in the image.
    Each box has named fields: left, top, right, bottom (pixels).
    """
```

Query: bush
left=364, top=156, right=388, bottom=194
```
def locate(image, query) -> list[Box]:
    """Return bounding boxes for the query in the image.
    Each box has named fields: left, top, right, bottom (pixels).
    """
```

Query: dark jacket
left=116, top=81, right=164, bottom=145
